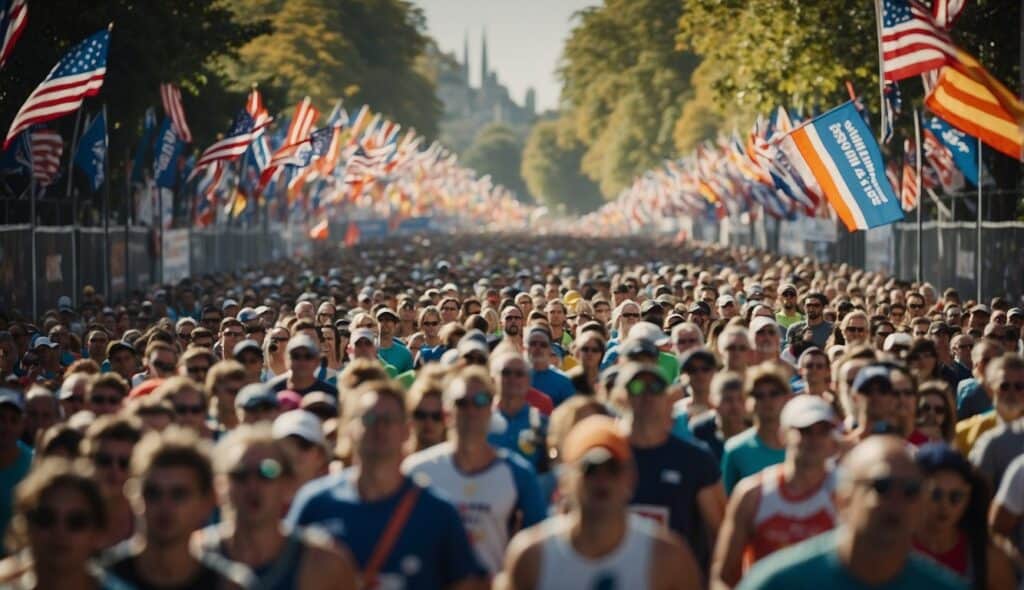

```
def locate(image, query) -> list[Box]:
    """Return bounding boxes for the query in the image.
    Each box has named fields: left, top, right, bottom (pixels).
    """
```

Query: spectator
left=86, top=372, right=128, bottom=416
left=0, top=389, right=32, bottom=539
left=955, top=353, right=1024, bottom=455
left=721, top=364, right=791, bottom=494
left=915, top=381, right=957, bottom=444
left=272, top=410, right=330, bottom=486
left=82, top=415, right=143, bottom=548
left=267, top=334, right=339, bottom=397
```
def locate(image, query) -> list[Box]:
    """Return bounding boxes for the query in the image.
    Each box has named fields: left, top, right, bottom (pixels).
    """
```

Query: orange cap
left=562, top=415, right=631, bottom=464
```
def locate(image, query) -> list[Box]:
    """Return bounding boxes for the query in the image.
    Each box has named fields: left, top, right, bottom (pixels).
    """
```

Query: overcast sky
left=410, top=0, right=599, bottom=112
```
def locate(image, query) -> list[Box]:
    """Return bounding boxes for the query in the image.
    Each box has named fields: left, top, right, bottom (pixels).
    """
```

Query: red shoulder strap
left=362, top=484, right=421, bottom=589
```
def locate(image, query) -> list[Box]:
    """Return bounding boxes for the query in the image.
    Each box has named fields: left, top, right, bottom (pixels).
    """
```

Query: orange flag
left=309, top=219, right=329, bottom=241
left=343, top=221, right=360, bottom=247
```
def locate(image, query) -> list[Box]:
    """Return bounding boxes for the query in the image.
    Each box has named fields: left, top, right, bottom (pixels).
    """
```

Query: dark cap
left=852, top=365, right=892, bottom=393
left=915, top=442, right=973, bottom=479
left=640, top=300, right=662, bottom=315
left=970, top=304, right=991, bottom=315
left=620, top=337, right=658, bottom=359
left=235, top=383, right=279, bottom=410
left=679, top=348, right=716, bottom=372
left=233, top=339, right=263, bottom=357
left=687, top=301, right=711, bottom=315
left=928, top=321, right=952, bottom=336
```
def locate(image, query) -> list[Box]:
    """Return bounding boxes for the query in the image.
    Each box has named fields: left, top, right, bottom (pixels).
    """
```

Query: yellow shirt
left=954, top=411, right=998, bottom=455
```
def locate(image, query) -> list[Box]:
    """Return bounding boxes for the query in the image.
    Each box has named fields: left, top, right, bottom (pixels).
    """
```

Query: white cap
left=780, top=395, right=836, bottom=429
left=883, top=332, right=913, bottom=351
left=749, top=316, right=779, bottom=336
left=716, top=294, right=735, bottom=307
left=350, top=328, right=377, bottom=345
left=627, top=321, right=670, bottom=347
left=32, top=336, right=58, bottom=349
left=272, top=410, right=326, bottom=448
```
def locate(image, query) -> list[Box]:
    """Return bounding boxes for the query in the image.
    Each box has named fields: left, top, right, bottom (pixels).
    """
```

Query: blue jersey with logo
left=402, top=443, right=546, bottom=573
left=488, top=405, right=548, bottom=470
left=286, top=470, right=485, bottom=589
left=530, top=367, right=575, bottom=406
left=630, top=435, right=720, bottom=571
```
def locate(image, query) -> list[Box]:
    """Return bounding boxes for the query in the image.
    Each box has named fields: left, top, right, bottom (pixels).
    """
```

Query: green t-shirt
left=775, top=311, right=804, bottom=330
left=721, top=427, right=785, bottom=495
left=657, top=351, right=681, bottom=384
left=738, top=530, right=966, bottom=590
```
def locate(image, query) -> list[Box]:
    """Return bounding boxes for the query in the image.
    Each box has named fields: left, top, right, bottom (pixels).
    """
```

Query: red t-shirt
left=914, top=531, right=969, bottom=577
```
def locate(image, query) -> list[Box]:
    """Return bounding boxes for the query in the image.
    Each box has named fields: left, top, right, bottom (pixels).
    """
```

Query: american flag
left=4, top=28, right=109, bottom=150
left=190, top=109, right=256, bottom=176
left=0, top=0, right=27, bottom=69
left=30, top=128, right=62, bottom=187
left=900, top=138, right=919, bottom=211
left=932, top=0, right=966, bottom=30
left=257, top=98, right=320, bottom=192
left=881, top=0, right=956, bottom=82
left=159, top=83, right=192, bottom=143
left=922, top=128, right=964, bottom=191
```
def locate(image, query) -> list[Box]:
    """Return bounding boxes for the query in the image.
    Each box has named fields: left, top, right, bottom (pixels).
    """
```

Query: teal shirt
left=0, top=441, right=34, bottom=544
left=379, top=341, right=414, bottom=373
left=738, top=530, right=966, bottom=590
left=721, top=427, right=785, bottom=495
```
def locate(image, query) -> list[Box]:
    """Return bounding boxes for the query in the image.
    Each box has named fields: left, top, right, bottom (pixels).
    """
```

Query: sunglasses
left=802, top=362, right=829, bottom=370
left=454, top=392, right=492, bottom=409
left=422, top=321, right=440, bottom=327
left=142, top=483, right=196, bottom=504
left=413, top=409, right=444, bottom=422
left=929, top=487, right=967, bottom=505
left=856, top=476, right=921, bottom=499
left=186, top=364, right=210, bottom=375
left=909, top=304, right=924, bottom=310
left=845, top=326, right=866, bottom=334
left=174, top=403, right=206, bottom=416
left=176, top=332, right=192, bottom=341
left=90, top=395, right=122, bottom=406
left=361, top=412, right=403, bottom=427
left=27, top=507, right=93, bottom=532
left=917, top=403, right=945, bottom=415
left=627, top=378, right=666, bottom=397
left=228, top=459, right=283, bottom=483
left=621, top=312, right=640, bottom=319
left=579, top=346, right=603, bottom=354
left=152, top=360, right=177, bottom=373
left=501, top=368, right=528, bottom=378
left=93, top=452, right=131, bottom=470
left=998, top=381, right=1024, bottom=392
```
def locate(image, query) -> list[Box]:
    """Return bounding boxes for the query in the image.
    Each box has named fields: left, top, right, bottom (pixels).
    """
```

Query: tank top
left=536, top=514, right=654, bottom=590
left=913, top=530, right=971, bottom=578
left=198, top=526, right=309, bottom=590
left=744, top=465, right=837, bottom=569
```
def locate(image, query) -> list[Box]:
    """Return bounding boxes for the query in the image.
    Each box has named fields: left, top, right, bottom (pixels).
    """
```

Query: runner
left=499, top=415, right=702, bottom=589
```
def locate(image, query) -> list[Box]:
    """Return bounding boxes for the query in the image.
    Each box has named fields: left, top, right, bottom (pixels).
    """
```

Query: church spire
left=480, top=27, right=489, bottom=89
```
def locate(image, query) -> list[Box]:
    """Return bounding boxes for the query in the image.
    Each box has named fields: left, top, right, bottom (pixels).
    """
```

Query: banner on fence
left=162, top=228, right=190, bottom=284
left=956, top=249, right=975, bottom=280
left=802, top=217, right=839, bottom=243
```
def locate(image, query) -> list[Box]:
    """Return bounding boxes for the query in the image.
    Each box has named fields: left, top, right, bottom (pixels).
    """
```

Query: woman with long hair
left=608, top=300, right=641, bottom=345
left=319, top=324, right=342, bottom=372
left=907, top=337, right=943, bottom=384
left=916, top=380, right=957, bottom=443
left=568, top=331, right=605, bottom=395
left=912, top=443, right=1015, bottom=590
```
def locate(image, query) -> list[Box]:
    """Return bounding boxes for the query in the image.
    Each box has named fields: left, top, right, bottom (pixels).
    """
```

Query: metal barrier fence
left=731, top=216, right=1023, bottom=302
left=0, top=223, right=309, bottom=320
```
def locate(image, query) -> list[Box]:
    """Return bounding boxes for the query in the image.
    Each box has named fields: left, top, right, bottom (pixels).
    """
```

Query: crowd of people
left=0, top=232, right=1022, bottom=589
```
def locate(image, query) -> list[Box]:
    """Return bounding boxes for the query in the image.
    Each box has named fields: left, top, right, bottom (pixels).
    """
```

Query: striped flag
left=30, top=128, right=62, bottom=187
left=4, top=28, right=109, bottom=150
left=932, top=0, right=966, bottom=29
left=159, top=83, right=192, bottom=143
left=922, top=128, right=964, bottom=192
left=880, top=0, right=955, bottom=82
left=925, top=49, right=1024, bottom=161
left=309, top=218, right=329, bottom=240
left=778, top=101, right=903, bottom=231
left=257, top=98, right=320, bottom=192
left=900, top=138, right=919, bottom=211
left=0, top=0, right=27, bottom=69
left=190, top=109, right=256, bottom=176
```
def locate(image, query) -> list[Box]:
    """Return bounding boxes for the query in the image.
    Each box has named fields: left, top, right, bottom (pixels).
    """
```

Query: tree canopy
left=462, top=124, right=532, bottom=203
left=521, top=119, right=603, bottom=214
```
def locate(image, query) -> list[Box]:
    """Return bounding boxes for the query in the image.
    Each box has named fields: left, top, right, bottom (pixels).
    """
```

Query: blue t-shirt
left=631, top=435, right=721, bottom=571
left=286, top=470, right=485, bottom=589
left=690, top=414, right=727, bottom=461
left=0, top=441, right=34, bottom=543
left=379, top=340, right=414, bottom=374
left=530, top=367, right=575, bottom=407
left=402, top=443, right=546, bottom=573
left=956, top=378, right=991, bottom=420
left=737, top=530, right=966, bottom=590
left=488, top=404, right=548, bottom=471
left=417, top=345, right=447, bottom=366
left=721, top=427, right=786, bottom=495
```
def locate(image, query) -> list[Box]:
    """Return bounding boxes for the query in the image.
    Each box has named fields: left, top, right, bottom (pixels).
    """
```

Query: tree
left=558, top=0, right=700, bottom=198
left=522, top=119, right=603, bottom=214
left=462, top=124, right=531, bottom=202
left=226, top=0, right=441, bottom=138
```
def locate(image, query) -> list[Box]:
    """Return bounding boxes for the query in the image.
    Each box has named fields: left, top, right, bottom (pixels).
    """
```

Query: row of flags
left=573, top=0, right=1020, bottom=237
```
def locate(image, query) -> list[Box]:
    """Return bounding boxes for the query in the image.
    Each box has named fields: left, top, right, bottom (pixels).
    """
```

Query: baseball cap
left=0, top=389, right=24, bottom=412
left=780, top=395, right=836, bottom=429
left=350, top=328, right=377, bottom=345
left=928, top=321, right=952, bottom=336
left=222, top=298, right=239, bottom=311
left=640, top=300, right=662, bottom=315
left=620, top=337, right=659, bottom=359
left=688, top=301, right=711, bottom=315
left=233, top=339, right=262, bottom=357
left=915, top=443, right=973, bottom=480
left=374, top=308, right=399, bottom=321
left=237, top=308, right=258, bottom=323
left=970, top=304, right=991, bottom=315
left=716, top=295, right=735, bottom=308
left=749, top=316, right=779, bottom=336
left=561, top=415, right=631, bottom=465
left=1008, top=308, right=1024, bottom=319
left=32, top=336, right=58, bottom=349
left=627, top=321, right=670, bottom=346
left=254, top=305, right=272, bottom=316
left=679, top=347, right=716, bottom=372
left=615, top=362, right=669, bottom=390
left=57, top=296, right=73, bottom=311
left=301, top=392, right=338, bottom=414
left=286, top=334, right=319, bottom=355
left=852, top=365, right=892, bottom=393
left=883, top=332, right=913, bottom=351
left=457, top=337, right=490, bottom=358
left=107, top=340, right=135, bottom=357
left=779, top=283, right=798, bottom=295
left=235, top=384, right=279, bottom=410
left=273, top=410, right=326, bottom=448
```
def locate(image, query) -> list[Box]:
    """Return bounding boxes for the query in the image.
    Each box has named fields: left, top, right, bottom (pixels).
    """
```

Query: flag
left=925, top=116, right=983, bottom=185
left=73, top=110, right=106, bottom=191
left=0, top=133, right=29, bottom=177
left=309, top=218, right=329, bottom=240
left=900, top=138, right=920, bottom=211
left=880, top=0, right=955, bottom=82
left=130, top=108, right=157, bottom=184
left=191, top=109, right=257, bottom=175
left=257, top=98, right=320, bottom=192
left=778, top=101, right=903, bottom=231
left=922, top=128, right=964, bottom=192
left=925, top=49, right=1024, bottom=160
left=0, top=0, right=27, bottom=69
left=4, top=28, right=110, bottom=150
left=343, top=221, right=360, bottom=247
left=882, top=82, right=902, bottom=143
left=159, top=83, right=192, bottom=143
left=152, top=117, right=183, bottom=189
left=932, top=0, right=966, bottom=29
left=29, top=128, right=62, bottom=187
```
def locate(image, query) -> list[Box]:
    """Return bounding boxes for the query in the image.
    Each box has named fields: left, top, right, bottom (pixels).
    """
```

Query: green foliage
left=521, top=119, right=603, bottom=214
left=558, top=0, right=700, bottom=198
left=226, top=0, right=441, bottom=139
left=462, top=124, right=531, bottom=202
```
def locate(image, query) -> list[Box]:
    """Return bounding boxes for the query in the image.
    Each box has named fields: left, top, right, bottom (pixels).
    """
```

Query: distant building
left=432, top=29, right=536, bottom=151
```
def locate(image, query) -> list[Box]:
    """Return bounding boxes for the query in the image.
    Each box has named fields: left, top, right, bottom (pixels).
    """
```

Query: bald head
left=837, top=436, right=922, bottom=546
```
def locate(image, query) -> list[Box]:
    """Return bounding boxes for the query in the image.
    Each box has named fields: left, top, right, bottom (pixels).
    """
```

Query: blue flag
left=0, top=134, right=30, bottom=178
left=925, top=116, right=984, bottom=187
left=74, top=111, right=107, bottom=191
left=153, top=118, right=183, bottom=188
left=130, top=107, right=157, bottom=184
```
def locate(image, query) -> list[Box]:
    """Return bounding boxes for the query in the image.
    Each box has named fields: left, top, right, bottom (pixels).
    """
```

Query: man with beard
left=774, top=284, right=803, bottom=330
left=501, top=306, right=525, bottom=353
left=786, top=293, right=832, bottom=349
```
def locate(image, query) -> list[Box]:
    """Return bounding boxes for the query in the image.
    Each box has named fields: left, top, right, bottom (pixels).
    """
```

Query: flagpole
left=914, top=108, right=922, bottom=284
left=29, top=175, right=38, bottom=321
left=873, top=0, right=887, bottom=142
left=101, top=104, right=111, bottom=300
left=976, top=137, right=983, bottom=302
left=67, top=109, right=84, bottom=307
